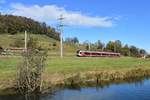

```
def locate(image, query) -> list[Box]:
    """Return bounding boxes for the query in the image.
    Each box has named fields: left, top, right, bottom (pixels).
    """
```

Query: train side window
left=85, top=52, right=90, bottom=55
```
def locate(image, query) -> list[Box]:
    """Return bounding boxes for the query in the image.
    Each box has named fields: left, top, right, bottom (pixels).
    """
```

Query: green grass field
left=0, top=56, right=150, bottom=91
left=47, top=57, right=150, bottom=73
left=0, top=56, right=150, bottom=79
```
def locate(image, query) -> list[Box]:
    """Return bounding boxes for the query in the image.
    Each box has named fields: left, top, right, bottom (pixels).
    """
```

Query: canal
left=1, top=78, right=150, bottom=100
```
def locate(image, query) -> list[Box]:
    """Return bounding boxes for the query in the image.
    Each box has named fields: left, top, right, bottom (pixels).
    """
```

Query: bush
left=0, top=46, right=3, bottom=53
left=17, top=37, right=48, bottom=95
left=52, top=42, right=57, bottom=47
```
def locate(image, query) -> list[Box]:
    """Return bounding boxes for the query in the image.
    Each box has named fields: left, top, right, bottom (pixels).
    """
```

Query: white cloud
left=11, top=3, right=115, bottom=28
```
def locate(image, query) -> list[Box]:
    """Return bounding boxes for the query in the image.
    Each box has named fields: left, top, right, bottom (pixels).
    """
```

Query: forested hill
left=0, top=14, right=60, bottom=40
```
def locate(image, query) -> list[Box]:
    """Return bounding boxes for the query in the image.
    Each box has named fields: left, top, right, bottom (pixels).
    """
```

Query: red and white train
left=77, top=50, right=120, bottom=57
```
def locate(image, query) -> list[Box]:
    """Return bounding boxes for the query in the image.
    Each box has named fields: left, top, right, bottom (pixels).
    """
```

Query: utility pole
left=102, top=46, right=104, bottom=51
left=58, top=14, right=65, bottom=58
left=25, top=30, right=27, bottom=52
left=89, top=42, right=91, bottom=51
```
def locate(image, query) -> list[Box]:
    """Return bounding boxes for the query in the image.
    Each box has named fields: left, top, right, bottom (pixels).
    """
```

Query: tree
left=96, top=40, right=105, bottom=51
left=41, top=22, right=47, bottom=34
left=129, top=45, right=139, bottom=57
left=65, top=37, right=79, bottom=44
left=105, top=40, right=122, bottom=53
left=115, top=40, right=122, bottom=53
left=0, top=14, right=60, bottom=40
left=83, top=40, right=90, bottom=50
left=139, top=49, right=147, bottom=56
left=106, top=41, right=115, bottom=52
left=121, top=44, right=130, bottom=56
left=73, top=37, right=79, bottom=44
left=90, top=43, right=97, bottom=51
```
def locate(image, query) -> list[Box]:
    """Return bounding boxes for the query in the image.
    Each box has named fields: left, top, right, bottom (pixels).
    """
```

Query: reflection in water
left=0, top=78, right=150, bottom=100
left=0, top=94, right=40, bottom=100
left=25, top=94, right=40, bottom=100
left=50, top=78, right=150, bottom=100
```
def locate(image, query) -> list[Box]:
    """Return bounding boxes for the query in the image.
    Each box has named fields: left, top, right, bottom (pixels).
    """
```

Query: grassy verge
left=0, top=56, right=150, bottom=93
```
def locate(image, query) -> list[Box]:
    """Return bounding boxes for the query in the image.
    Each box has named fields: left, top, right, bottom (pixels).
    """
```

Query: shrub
left=17, top=37, right=48, bottom=95
left=0, top=46, right=4, bottom=53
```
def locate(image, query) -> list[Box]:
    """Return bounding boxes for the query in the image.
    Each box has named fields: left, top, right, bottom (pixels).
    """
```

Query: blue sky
left=0, top=0, right=150, bottom=52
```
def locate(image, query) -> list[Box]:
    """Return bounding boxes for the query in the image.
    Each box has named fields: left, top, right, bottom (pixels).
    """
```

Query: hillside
left=0, top=14, right=82, bottom=55
left=0, top=15, right=147, bottom=57
left=0, top=34, right=84, bottom=56
left=0, top=34, right=57, bottom=48
left=0, top=14, right=60, bottom=40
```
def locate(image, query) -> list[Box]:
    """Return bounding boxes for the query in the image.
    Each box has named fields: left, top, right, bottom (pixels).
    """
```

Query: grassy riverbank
left=0, top=56, right=150, bottom=93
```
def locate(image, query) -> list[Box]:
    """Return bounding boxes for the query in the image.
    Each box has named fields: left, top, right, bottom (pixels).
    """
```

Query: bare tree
left=17, top=38, right=47, bottom=99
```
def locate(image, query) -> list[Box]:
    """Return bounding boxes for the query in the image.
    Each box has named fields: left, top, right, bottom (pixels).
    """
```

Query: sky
left=0, top=0, right=150, bottom=52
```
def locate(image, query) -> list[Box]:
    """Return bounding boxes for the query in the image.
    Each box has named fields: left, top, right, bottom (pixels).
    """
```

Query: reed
left=44, top=67, right=150, bottom=88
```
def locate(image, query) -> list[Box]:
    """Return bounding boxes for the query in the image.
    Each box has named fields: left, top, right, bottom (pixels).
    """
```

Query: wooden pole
left=25, top=31, right=27, bottom=51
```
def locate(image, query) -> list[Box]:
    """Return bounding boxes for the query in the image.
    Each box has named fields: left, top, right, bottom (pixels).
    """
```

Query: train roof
left=78, top=50, right=120, bottom=54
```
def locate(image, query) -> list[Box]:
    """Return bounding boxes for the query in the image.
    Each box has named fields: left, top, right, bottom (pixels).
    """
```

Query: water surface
left=1, top=79, right=150, bottom=100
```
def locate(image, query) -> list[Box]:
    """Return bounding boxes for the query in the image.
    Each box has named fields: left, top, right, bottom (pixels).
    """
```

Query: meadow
left=0, top=56, right=150, bottom=93
left=47, top=57, right=150, bottom=73
left=0, top=56, right=150, bottom=79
